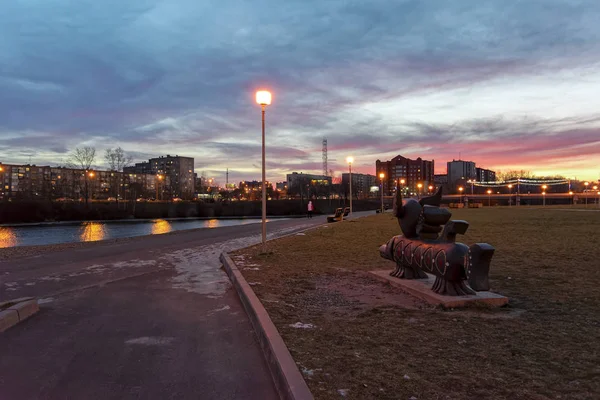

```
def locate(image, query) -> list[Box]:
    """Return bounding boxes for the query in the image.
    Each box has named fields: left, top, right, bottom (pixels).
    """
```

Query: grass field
left=233, top=207, right=600, bottom=400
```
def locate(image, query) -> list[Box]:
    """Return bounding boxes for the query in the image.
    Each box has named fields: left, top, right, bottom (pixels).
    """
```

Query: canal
left=0, top=218, right=278, bottom=248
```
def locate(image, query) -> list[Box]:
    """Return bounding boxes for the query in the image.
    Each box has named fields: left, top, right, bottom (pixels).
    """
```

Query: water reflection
left=0, top=227, right=17, bottom=248
left=151, top=219, right=173, bottom=235
left=80, top=222, right=106, bottom=242
left=206, top=219, right=219, bottom=228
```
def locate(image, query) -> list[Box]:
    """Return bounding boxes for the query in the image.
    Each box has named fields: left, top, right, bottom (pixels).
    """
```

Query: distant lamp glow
left=88, top=172, right=95, bottom=178
left=428, top=185, right=433, bottom=191
left=569, top=191, right=573, bottom=195
left=400, top=179, right=405, bottom=185
left=594, top=185, right=598, bottom=190
left=417, top=183, right=423, bottom=189
left=487, top=189, right=492, bottom=194
left=255, top=90, right=272, bottom=106
left=346, top=156, right=354, bottom=217
left=458, top=187, right=464, bottom=192
left=379, top=172, right=385, bottom=179
left=346, top=156, right=354, bottom=164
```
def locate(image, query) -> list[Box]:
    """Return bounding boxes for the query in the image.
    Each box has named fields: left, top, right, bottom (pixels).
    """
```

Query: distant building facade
left=341, top=173, right=377, bottom=199
left=376, top=155, right=435, bottom=194
left=286, top=172, right=332, bottom=198
left=476, top=167, right=496, bottom=183
left=447, top=160, right=476, bottom=185
left=0, top=163, right=165, bottom=201
left=125, top=155, right=195, bottom=199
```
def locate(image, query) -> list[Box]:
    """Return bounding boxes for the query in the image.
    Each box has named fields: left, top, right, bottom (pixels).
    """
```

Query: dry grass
left=233, top=208, right=600, bottom=400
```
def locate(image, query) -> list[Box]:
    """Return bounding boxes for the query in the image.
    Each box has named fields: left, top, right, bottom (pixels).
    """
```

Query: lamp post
left=88, top=171, right=95, bottom=203
left=346, top=156, right=354, bottom=217
left=507, top=184, right=513, bottom=207
left=487, top=189, right=492, bottom=207
left=428, top=185, right=433, bottom=194
left=379, top=172, right=385, bottom=213
left=542, top=184, right=547, bottom=207
left=458, top=186, right=464, bottom=204
left=417, top=183, right=423, bottom=198
left=156, top=174, right=163, bottom=201
left=584, top=182, right=589, bottom=207
left=569, top=191, right=574, bottom=206
left=256, top=90, right=272, bottom=249
left=594, top=186, right=599, bottom=207
left=399, top=178, right=405, bottom=194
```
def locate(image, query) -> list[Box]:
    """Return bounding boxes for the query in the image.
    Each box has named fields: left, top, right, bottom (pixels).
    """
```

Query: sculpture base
left=369, top=270, right=508, bottom=308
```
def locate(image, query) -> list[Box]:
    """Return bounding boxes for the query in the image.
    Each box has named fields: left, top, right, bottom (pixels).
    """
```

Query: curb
left=0, top=297, right=40, bottom=333
left=220, top=252, right=313, bottom=400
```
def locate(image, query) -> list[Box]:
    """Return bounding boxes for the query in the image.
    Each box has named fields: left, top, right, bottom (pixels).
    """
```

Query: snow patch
left=126, top=336, right=174, bottom=346
left=38, top=297, right=54, bottom=304
left=289, top=322, right=315, bottom=329
left=338, top=389, right=349, bottom=397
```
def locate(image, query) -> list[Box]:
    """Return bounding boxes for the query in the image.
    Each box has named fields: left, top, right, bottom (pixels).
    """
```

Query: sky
left=1, top=0, right=600, bottom=183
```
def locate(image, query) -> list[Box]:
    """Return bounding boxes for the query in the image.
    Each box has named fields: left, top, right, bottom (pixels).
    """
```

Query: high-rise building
left=125, top=155, right=195, bottom=199
left=447, top=160, right=477, bottom=185
left=376, top=155, right=435, bottom=194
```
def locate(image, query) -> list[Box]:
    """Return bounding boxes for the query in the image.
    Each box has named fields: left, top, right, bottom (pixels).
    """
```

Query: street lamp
left=541, top=184, right=548, bottom=207
left=458, top=186, right=464, bottom=204
left=417, top=183, right=423, bottom=198
left=508, top=184, right=513, bottom=206
left=346, top=156, right=354, bottom=217
left=569, top=191, right=574, bottom=206
left=584, top=181, right=589, bottom=207
left=379, top=172, right=385, bottom=213
left=156, top=174, right=163, bottom=201
left=428, top=185, right=433, bottom=193
left=256, top=90, right=272, bottom=249
left=487, top=189, right=492, bottom=207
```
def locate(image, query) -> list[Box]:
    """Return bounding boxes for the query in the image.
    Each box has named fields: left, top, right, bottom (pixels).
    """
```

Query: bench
left=327, top=208, right=344, bottom=223
left=343, top=207, right=350, bottom=217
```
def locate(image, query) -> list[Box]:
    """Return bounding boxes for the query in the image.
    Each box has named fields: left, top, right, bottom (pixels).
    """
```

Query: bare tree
left=67, top=147, right=96, bottom=205
left=105, top=147, right=133, bottom=206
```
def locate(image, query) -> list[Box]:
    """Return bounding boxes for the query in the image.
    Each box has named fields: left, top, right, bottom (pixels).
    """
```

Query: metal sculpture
left=379, top=187, right=495, bottom=296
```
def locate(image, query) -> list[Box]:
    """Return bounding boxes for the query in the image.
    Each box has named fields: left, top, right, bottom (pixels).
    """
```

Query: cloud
left=1, top=0, right=600, bottom=181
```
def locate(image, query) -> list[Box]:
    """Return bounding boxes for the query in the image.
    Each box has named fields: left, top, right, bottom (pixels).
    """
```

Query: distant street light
left=458, top=186, right=464, bottom=204
left=584, top=181, right=589, bottom=207
left=541, top=184, right=548, bottom=206
left=428, top=185, right=433, bottom=194
left=487, top=189, right=492, bottom=207
left=417, top=183, right=423, bottom=198
left=256, top=90, right=272, bottom=249
left=508, top=184, right=513, bottom=206
left=346, top=156, right=354, bottom=218
left=156, top=174, right=163, bottom=200
left=379, top=172, right=385, bottom=213
left=569, top=191, right=574, bottom=206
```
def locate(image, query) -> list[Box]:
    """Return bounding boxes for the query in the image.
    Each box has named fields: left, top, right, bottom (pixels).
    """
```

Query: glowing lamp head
left=584, top=182, right=589, bottom=186
left=255, top=90, right=272, bottom=106
left=542, top=192, right=546, bottom=195
left=569, top=191, right=573, bottom=195
left=542, top=185, right=547, bottom=190
left=400, top=179, right=405, bottom=185
left=594, top=185, right=598, bottom=190
left=379, top=172, right=385, bottom=179
left=88, top=172, right=95, bottom=178
left=428, top=185, right=433, bottom=190
left=458, top=187, right=463, bottom=192
left=487, top=189, right=492, bottom=194
left=417, top=183, right=423, bottom=188
left=346, top=156, right=354, bottom=164
left=508, top=184, right=513, bottom=188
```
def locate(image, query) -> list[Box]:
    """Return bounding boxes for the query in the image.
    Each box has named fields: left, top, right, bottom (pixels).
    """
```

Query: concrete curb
left=0, top=297, right=40, bottom=332
left=220, top=252, right=313, bottom=400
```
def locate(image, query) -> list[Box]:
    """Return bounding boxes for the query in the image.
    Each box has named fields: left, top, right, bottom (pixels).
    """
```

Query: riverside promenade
left=0, top=212, right=371, bottom=399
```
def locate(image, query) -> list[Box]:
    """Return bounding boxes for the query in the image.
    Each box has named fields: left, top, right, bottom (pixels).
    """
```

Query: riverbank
left=0, top=199, right=379, bottom=224
left=232, top=208, right=600, bottom=399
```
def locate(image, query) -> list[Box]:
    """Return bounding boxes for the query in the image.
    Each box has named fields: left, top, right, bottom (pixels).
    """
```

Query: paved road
left=0, top=212, right=373, bottom=399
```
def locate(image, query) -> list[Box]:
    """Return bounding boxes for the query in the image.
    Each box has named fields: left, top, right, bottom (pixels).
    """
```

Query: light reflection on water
left=151, top=219, right=173, bottom=235
left=0, top=227, right=17, bottom=248
left=0, top=218, right=273, bottom=248
left=80, top=222, right=107, bottom=242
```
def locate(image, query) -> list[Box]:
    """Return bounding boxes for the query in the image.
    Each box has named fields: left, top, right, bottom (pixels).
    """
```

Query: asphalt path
left=0, top=212, right=373, bottom=399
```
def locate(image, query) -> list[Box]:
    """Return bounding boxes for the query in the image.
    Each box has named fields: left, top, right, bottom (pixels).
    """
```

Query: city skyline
left=1, top=1, right=600, bottom=182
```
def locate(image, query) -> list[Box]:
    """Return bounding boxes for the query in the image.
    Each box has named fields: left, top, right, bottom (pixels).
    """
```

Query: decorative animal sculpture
left=379, top=187, right=495, bottom=296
